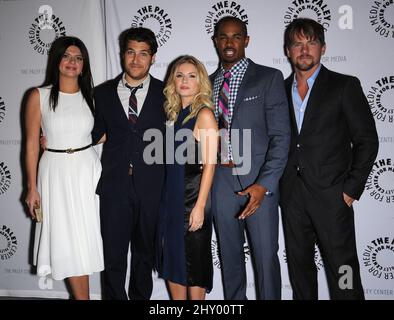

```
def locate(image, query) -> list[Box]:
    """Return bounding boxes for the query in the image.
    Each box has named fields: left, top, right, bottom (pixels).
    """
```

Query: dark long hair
left=41, top=36, right=94, bottom=113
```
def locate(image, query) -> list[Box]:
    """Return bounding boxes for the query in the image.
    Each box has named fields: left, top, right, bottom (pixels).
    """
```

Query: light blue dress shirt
left=291, top=64, right=322, bottom=133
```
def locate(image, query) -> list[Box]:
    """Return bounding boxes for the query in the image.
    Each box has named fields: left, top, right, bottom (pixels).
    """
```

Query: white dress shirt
left=117, top=73, right=151, bottom=117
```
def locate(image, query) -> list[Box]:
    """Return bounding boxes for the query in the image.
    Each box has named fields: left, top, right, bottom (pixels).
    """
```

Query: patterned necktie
left=125, top=83, right=143, bottom=124
left=218, top=71, right=231, bottom=162
left=218, top=71, right=231, bottom=129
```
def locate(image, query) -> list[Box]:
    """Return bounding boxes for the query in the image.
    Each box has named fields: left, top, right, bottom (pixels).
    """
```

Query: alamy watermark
left=143, top=127, right=252, bottom=175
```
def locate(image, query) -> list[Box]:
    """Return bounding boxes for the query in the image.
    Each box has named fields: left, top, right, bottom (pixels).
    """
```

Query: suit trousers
left=212, top=166, right=281, bottom=300
left=100, top=176, right=158, bottom=300
left=281, top=176, right=365, bottom=300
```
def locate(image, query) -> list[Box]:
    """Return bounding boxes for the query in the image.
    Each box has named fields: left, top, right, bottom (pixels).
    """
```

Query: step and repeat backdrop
left=0, top=0, right=393, bottom=300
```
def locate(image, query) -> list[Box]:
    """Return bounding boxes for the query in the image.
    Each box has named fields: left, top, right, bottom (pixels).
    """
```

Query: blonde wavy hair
left=164, top=55, right=214, bottom=124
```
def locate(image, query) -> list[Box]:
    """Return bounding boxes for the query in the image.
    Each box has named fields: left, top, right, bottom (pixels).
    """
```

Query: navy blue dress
left=156, top=106, right=213, bottom=292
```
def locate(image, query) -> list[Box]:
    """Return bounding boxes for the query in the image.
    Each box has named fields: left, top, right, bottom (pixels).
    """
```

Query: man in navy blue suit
left=92, top=27, right=165, bottom=300
left=210, top=16, right=290, bottom=300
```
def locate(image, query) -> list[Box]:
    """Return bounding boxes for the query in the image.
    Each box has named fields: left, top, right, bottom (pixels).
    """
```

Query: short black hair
left=119, top=27, right=158, bottom=55
left=284, top=18, right=325, bottom=49
left=212, top=16, right=248, bottom=39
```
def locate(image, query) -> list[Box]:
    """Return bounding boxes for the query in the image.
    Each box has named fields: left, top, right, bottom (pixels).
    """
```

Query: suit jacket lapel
left=231, top=61, right=253, bottom=125
left=285, top=76, right=299, bottom=136
left=109, top=74, right=130, bottom=127
left=137, top=76, right=156, bottom=123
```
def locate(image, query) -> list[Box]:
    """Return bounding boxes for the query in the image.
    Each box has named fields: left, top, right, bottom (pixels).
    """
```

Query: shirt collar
left=292, top=63, right=322, bottom=87
left=121, top=73, right=150, bottom=89
left=220, top=57, right=249, bottom=76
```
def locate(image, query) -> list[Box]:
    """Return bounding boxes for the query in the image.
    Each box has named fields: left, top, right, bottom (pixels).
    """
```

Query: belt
left=45, top=144, right=92, bottom=154
left=219, top=160, right=236, bottom=168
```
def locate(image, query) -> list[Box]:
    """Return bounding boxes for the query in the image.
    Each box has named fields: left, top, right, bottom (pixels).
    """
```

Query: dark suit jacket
left=92, top=74, right=166, bottom=203
left=280, top=65, right=379, bottom=206
left=211, top=59, right=290, bottom=192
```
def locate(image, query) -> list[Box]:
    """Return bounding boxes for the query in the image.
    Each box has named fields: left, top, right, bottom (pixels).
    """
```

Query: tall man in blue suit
left=92, top=28, right=165, bottom=300
left=210, top=16, right=290, bottom=300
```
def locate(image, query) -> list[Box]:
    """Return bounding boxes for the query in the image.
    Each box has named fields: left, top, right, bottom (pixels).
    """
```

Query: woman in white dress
left=25, top=36, right=104, bottom=300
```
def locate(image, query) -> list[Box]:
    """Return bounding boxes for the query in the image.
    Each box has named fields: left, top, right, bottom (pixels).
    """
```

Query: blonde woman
left=156, top=55, right=218, bottom=300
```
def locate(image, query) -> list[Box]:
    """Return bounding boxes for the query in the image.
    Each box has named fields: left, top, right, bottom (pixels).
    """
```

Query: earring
left=79, top=71, right=83, bottom=77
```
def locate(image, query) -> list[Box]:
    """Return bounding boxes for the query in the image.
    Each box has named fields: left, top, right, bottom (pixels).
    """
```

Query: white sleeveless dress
left=33, top=86, right=104, bottom=280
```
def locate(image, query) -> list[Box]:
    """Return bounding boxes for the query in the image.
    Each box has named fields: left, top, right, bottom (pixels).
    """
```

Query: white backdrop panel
left=0, top=0, right=392, bottom=300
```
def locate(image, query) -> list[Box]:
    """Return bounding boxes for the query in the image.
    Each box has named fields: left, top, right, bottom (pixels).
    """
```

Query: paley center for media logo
left=204, top=1, right=249, bottom=37
left=0, top=161, right=11, bottom=195
left=28, top=5, right=66, bottom=55
left=0, top=225, right=18, bottom=261
left=131, top=5, right=173, bottom=47
left=363, top=237, right=394, bottom=280
left=369, top=1, right=394, bottom=39
left=365, top=158, right=394, bottom=204
left=0, top=96, right=5, bottom=124
left=284, top=0, right=332, bottom=30
left=211, top=239, right=250, bottom=269
left=367, top=75, right=394, bottom=124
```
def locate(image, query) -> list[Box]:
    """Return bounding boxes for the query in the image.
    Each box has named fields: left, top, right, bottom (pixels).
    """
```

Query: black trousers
left=281, top=177, right=364, bottom=300
left=100, top=179, right=159, bottom=300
